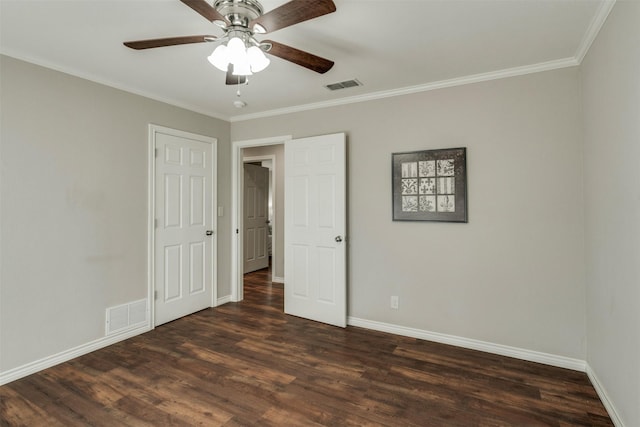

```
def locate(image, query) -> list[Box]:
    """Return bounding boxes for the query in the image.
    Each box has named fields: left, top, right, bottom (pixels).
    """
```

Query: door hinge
left=154, top=290, right=158, bottom=300
left=154, top=218, right=158, bottom=229
left=236, top=229, right=239, bottom=234
left=155, top=148, right=159, bottom=158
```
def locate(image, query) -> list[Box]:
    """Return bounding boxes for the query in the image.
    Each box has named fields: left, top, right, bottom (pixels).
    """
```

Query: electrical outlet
left=390, top=296, right=399, bottom=310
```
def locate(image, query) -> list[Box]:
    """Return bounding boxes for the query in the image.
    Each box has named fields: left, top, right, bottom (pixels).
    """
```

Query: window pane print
left=437, top=177, right=455, bottom=194
left=419, top=161, right=435, bottom=177
left=437, top=159, right=455, bottom=176
left=419, top=195, right=436, bottom=212
left=402, top=196, right=418, bottom=212
left=437, top=195, right=455, bottom=212
left=419, top=178, right=436, bottom=194
left=401, top=162, right=418, bottom=177
left=401, top=179, right=418, bottom=195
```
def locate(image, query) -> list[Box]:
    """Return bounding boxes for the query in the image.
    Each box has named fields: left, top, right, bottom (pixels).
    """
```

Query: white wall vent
left=106, top=298, right=148, bottom=336
left=324, top=79, right=363, bottom=91
left=129, top=300, right=147, bottom=325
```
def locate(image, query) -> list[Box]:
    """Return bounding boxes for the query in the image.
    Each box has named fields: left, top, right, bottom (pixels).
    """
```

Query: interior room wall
left=242, top=145, right=285, bottom=280
left=231, top=67, right=586, bottom=360
left=0, top=55, right=231, bottom=373
left=580, top=2, right=640, bottom=425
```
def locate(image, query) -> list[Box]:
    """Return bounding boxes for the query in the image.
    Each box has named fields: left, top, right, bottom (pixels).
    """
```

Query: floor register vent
left=325, top=79, right=363, bottom=91
left=106, top=298, right=148, bottom=336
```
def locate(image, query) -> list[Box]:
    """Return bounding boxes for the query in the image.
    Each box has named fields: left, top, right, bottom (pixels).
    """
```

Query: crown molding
left=230, top=57, right=578, bottom=122
left=0, top=49, right=232, bottom=122
left=2, top=0, right=616, bottom=125
left=229, top=0, right=616, bottom=123
left=574, top=0, right=616, bottom=63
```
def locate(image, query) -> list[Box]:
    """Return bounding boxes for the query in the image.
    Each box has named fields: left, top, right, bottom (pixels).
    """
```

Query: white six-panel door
left=154, top=129, right=215, bottom=326
left=284, top=133, right=346, bottom=327
left=243, top=163, right=270, bottom=273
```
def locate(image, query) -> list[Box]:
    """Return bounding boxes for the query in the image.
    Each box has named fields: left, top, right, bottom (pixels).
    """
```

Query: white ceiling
left=0, top=0, right=612, bottom=121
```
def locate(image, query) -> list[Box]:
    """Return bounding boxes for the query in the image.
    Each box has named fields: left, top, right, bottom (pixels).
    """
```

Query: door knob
left=206, top=230, right=214, bottom=236
left=335, top=235, right=343, bottom=243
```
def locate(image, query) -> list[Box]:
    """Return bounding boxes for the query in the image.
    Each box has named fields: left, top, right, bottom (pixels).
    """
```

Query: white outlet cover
left=391, top=296, right=399, bottom=309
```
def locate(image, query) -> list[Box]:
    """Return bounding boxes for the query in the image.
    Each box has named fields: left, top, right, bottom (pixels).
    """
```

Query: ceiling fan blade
left=226, top=64, right=248, bottom=85
left=180, top=0, right=228, bottom=24
left=264, top=40, right=334, bottom=74
left=124, top=35, right=217, bottom=50
left=250, top=0, right=336, bottom=34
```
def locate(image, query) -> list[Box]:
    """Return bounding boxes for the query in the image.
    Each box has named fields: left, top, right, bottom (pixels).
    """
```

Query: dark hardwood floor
left=1, top=266, right=612, bottom=426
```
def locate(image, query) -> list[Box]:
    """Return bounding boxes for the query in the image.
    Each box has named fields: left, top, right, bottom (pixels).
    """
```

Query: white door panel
left=285, top=133, right=346, bottom=327
left=244, top=163, right=269, bottom=273
left=155, top=130, right=215, bottom=326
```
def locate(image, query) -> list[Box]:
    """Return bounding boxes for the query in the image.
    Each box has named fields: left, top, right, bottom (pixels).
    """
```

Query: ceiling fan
left=124, top=0, right=336, bottom=85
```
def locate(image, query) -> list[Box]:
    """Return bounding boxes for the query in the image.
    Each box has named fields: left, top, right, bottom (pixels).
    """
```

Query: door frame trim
left=148, top=124, right=218, bottom=327
left=231, top=135, right=291, bottom=302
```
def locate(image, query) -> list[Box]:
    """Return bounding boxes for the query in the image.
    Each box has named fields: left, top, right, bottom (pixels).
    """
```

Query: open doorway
left=231, top=136, right=291, bottom=302
left=232, top=133, right=347, bottom=326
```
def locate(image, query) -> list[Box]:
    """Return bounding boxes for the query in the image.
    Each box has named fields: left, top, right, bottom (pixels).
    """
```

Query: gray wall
left=581, top=2, right=640, bottom=425
left=232, top=67, right=586, bottom=359
left=0, top=56, right=231, bottom=371
left=3, top=9, right=637, bottom=420
left=242, top=144, right=285, bottom=280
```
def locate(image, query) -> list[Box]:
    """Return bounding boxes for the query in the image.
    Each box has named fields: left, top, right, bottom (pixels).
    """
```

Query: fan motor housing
left=214, top=0, right=263, bottom=26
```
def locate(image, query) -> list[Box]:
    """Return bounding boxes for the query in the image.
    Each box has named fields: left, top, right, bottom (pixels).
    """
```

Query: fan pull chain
left=233, top=76, right=248, bottom=109
left=236, top=74, right=245, bottom=96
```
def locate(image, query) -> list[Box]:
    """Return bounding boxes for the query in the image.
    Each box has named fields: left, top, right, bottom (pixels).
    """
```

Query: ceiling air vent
left=325, top=79, right=363, bottom=91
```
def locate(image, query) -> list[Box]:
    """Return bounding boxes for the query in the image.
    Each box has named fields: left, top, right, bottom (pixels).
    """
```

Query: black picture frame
left=392, top=147, right=467, bottom=222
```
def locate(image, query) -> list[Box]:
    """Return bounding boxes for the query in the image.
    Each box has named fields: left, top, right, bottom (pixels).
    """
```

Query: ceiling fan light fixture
left=208, top=44, right=230, bottom=72
left=125, top=0, right=337, bottom=84
left=226, top=36, right=247, bottom=63
left=211, top=34, right=269, bottom=76
left=232, top=57, right=253, bottom=76
left=252, top=23, right=266, bottom=34
left=247, top=46, right=270, bottom=73
left=213, top=19, right=228, bottom=29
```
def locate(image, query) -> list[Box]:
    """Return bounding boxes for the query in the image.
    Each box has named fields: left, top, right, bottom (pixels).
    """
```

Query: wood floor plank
left=1, top=266, right=613, bottom=426
left=0, top=386, right=66, bottom=427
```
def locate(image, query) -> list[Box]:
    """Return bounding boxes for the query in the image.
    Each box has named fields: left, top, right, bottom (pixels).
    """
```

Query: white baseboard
left=272, top=276, right=284, bottom=284
left=216, top=295, right=232, bottom=306
left=0, top=323, right=151, bottom=386
left=347, top=317, right=586, bottom=372
left=586, top=364, right=625, bottom=426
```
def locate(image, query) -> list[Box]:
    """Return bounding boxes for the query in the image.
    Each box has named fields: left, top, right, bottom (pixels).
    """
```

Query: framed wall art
left=392, top=147, right=467, bottom=222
